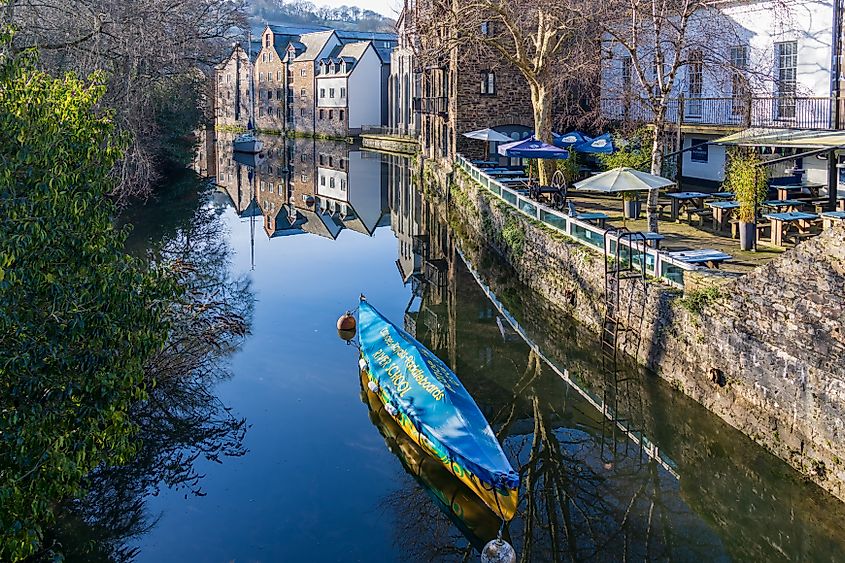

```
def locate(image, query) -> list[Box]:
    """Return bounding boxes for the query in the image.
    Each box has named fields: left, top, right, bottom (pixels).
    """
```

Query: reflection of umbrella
left=463, top=128, right=513, bottom=159
left=574, top=167, right=674, bottom=223
left=497, top=136, right=569, bottom=159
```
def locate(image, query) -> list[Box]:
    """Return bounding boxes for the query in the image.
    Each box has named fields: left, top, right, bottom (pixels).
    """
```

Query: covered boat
left=359, top=370, right=502, bottom=549
left=357, top=298, right=519, bottom=520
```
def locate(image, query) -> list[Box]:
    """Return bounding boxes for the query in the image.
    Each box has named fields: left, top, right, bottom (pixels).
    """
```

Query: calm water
left=106, top=134, right=845, bottom=562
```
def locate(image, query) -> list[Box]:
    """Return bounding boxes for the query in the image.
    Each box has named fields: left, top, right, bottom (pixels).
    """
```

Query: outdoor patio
left=564, top=191, right=786, bottom=274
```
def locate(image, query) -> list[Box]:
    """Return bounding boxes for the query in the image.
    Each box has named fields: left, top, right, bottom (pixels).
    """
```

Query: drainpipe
left=830, top=0, right=842, bottom=210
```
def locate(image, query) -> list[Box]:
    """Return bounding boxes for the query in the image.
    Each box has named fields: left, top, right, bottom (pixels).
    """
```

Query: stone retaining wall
left=444, top=162, right=845, bottom=502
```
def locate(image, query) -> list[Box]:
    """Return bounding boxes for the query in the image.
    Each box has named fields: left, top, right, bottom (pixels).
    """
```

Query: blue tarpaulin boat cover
left=358, top=300, right=519, bottom=490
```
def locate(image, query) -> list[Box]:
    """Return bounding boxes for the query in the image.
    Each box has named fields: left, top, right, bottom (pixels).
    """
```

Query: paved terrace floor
left=566, top=192, right=786, bottom=275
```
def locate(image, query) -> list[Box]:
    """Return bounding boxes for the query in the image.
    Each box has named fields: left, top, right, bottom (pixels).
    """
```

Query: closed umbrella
left=574, top=167, right=674, bottom=222
left=463, top=128, right=513, bottom=160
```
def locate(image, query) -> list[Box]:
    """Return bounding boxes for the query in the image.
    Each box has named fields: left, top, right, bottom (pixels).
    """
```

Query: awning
left=713, top=128, right=845, bottom=149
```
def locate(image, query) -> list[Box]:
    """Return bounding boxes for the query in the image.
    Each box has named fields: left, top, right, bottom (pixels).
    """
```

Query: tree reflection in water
left=40, top=181, right=254, bottom=561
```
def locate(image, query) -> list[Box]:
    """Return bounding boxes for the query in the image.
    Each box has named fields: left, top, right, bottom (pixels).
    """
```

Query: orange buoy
left=337, top=311, right=356, bottom=341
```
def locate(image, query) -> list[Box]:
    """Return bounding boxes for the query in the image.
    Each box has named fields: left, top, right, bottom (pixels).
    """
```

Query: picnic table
left=821, top=211, right=845, bottom=229
left=774, top=183, right=824, bottom=200
left=707, top=200, right=740, bottom=232
left=711, top=192, right=735, bottom=199
left=764, top=211, right=819, bottom=246
left=763, top=199, right=806, bottom=212
left=572, top=212, right=608, bottom=227
left=668, top=249, right=733, bottom=269
left=666, top=191, right=709, bottom=221
left=471, top=160, right=499, bottom=167
left=498, top=176, right=532, bottom=184
left=640, top=232, right=665, bottom=249
left=488, top=169, right=528, bottom=178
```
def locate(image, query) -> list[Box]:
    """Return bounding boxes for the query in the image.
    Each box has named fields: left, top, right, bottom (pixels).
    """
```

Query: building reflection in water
left=209, top=132, right=391, bottom=245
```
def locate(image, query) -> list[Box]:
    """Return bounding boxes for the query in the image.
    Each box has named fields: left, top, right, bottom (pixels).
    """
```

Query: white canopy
left=574, top=167, right=675, bottom=192
left=462, top=128, right=513, bottom=143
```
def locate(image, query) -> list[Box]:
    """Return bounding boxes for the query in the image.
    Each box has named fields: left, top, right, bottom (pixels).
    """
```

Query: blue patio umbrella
left=575, top=133, right=614, bottom=154
left=497, top=136, right=570, bottom=159
left=553, top=131, right=589, bottom=147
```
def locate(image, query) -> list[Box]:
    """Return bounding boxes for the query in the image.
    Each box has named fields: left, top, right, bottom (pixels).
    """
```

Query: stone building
left=215, top=25, right=396, bottom=136
left=388, top=4, right=421, bottom=137
left=404, top=6, right=536, bottom=162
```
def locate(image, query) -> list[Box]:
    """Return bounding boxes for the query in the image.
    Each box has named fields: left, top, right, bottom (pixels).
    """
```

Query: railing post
left=744, top=96, right=752, bottom=128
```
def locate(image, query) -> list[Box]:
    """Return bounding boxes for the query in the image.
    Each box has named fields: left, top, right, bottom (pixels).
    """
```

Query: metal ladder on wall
left=600, top=227, right=649, bottom=465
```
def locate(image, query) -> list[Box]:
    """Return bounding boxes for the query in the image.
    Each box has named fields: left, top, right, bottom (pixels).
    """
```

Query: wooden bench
left=686, top=207, right=713, bottom=227
left=786, top=231, right=817, bottom=245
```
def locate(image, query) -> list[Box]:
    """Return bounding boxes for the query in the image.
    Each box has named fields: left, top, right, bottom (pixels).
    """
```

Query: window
left=268, top=183, right=274, bottom=192
left=265, top=35, right=271, bottom=47
left=277, top=89, right=283, bottom=98
left=277, top=107, right=283, bottom=118
left=267, top=90, right=273, bottom=100
left=301, top=68, right=307, bottom=77
left=301, top=154, right=307, bottom=162
left=320, top=88, right=325, bottom=98
left=480, top=22, right=493, bottom=35
left=218, top=74, right=223, bottom=83
left=300, top=108, right=306, bottom=116
left=340, top=159, right=346, bottom=170
left=686, top=49, right=703, bottom=117
left=269, top=52, right=273, bottom=63
left=730, top=46, right=749, bottom=116
left=329, top=156, right=333, bottom=166
left=259, top=72, right=263, bottom=81
left=300, top=88, right=306, bottom=96
left=319, top=155, right=326, bottom=165
left=268, top=70, right=273, bottom=81
left=340, top=87, right=346, bottom=98
left=690, top=139, right=709, bottom=162
left=339, top=109, right=344, bottom=121
left=320, top=175, right=326, bottom=186
left=329, top=177, right=335, bottom=188
left=340, top=178, right=347, bottom=190
left=775, top=41, right=798, bottom=119
left=319, top=109, right=325, bottom=119
left=262, top=53, right=266, bottom=63
left=621, top=56, right=632, bottom=93
left=258, top=106, right=263, bottom=117
left=301, top=173, right=308, bottom=182
left=329, top=88, right=335, bottom=98
left=328, top=109, right=334, bottom=119
left=480, top=70, right=495, bottom=95
left=277, top=70, right=282, bottom=80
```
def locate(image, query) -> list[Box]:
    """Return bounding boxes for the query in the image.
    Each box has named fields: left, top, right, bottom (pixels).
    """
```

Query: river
left=103, top=133, right=845, bottom=562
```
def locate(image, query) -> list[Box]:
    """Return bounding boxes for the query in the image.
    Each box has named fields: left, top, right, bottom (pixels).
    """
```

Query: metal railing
left=454, top=154, right=699, bottom=288
left=360, top=124, right=420, bottom=139
left=601, top=96, right=835, bottom=130
left=412, top=96, right=448, bottom=115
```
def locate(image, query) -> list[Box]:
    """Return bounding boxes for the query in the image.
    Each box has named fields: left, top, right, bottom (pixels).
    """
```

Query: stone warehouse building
left=397, top=2, right=536, bottom=162
left=214, top=25, right=397, bottom=137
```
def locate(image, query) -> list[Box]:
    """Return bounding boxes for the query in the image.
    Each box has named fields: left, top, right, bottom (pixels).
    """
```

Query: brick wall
left=254, top=50, right=286, bottom=132
left=290, top=61, right=316, bottom=134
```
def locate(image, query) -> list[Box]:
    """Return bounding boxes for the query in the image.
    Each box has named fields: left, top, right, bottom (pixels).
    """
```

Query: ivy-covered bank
left=425, top=158, right=845, bottom=504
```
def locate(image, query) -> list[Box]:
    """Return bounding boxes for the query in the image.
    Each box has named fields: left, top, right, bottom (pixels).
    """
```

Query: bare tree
left=595, top=0, right=774, bottom=231
left=4, top=0, right=247, bottom=203
left=414, top=0, right=601, bottom=185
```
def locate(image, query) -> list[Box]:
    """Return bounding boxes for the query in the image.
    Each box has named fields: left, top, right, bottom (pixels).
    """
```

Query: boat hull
left=360, top=371, right=503, bottom=548
left=361, top=364, right=519, bottom=520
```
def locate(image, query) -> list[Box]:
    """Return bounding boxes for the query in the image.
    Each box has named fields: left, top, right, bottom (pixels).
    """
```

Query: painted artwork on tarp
left=358, top=299, right=519, bottom=519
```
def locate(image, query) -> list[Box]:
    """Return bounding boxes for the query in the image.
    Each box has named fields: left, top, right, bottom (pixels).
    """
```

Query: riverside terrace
left=454, top=157, right=845, bottom=278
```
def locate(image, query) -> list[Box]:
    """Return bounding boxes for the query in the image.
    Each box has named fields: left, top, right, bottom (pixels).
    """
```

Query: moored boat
left=357, top=298, right=519, bottom=520
left=359, top=370, right=503, bottom=549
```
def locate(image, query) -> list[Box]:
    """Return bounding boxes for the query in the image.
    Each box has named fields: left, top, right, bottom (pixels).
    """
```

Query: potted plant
left=622, top=191, right=641, bottom=219
left=724, top=148, right=768, bottom=251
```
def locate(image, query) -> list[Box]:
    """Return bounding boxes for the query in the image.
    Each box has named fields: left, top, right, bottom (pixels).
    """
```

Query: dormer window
left=333, top=63, right=339, bottom=73
left=265, top=34, right=271, bottom=47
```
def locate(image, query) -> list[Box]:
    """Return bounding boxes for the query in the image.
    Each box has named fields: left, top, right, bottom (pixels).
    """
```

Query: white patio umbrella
left=462, top=128, right=513, bottom=160
left=573, top=167, right=675, bottom=192
left=574, top=167, right=674, bottom=223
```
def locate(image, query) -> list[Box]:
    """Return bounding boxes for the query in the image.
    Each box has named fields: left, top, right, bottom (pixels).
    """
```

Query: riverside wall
left=434, top=159, right=845, bottom=502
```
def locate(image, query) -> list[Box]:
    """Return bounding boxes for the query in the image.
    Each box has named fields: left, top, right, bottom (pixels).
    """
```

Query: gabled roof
left=336, top=30, right=397, bottom=64
left=317, top=41, right=373, bottom=75
left=265, top=24, right=330, bottom=59
left=291, top=30, right=337, bottom=62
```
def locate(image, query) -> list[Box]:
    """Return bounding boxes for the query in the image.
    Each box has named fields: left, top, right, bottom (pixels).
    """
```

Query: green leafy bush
left=0, top=43, right=177, bottom=559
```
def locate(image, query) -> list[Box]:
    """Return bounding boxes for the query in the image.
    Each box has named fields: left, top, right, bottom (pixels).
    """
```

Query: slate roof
left=292, top=30, right=337, bottom=61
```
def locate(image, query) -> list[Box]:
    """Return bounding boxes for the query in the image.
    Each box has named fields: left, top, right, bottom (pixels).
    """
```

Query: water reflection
left=177, top=133, right=845, bottom=561
left=214, top=133, right=390, bottom=244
